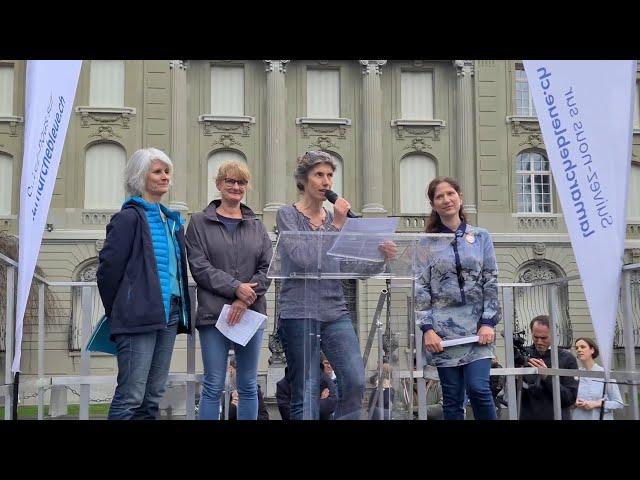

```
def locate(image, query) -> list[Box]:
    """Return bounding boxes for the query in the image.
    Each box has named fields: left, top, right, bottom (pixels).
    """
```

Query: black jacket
left=519, top=346, right=578, bottom=420
left=97, top=202, right=191, bottom=336
left=276, top=372, right=337, bottom=420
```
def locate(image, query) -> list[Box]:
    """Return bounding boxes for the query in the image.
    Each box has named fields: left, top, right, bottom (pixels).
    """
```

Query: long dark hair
left=425, top=176, right=467, bottom=233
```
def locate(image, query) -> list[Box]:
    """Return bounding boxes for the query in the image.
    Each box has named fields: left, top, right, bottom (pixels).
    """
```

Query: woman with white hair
left=97, top=147, right=191, bottom=420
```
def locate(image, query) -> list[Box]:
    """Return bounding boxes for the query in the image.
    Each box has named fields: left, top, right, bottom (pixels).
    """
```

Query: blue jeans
left=437, top=358, right=497, bottom=420
left=108, top=302, right=179, bottom=420
left=278, top=315, right=365, bottom=420
left=198, top=324, right=264, bottom=420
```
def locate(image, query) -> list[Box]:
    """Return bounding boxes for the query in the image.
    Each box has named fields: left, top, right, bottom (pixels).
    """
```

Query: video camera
left=512, top=330, right=531, bottom=368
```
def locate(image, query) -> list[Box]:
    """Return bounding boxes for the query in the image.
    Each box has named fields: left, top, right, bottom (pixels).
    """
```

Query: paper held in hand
left=215, top=304, right=267, bottom=347
left=440, top=335, right=479, bottom=348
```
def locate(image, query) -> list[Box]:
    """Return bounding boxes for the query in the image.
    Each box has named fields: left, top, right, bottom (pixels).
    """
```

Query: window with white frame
left=211, top=65, right=244, bottom=116
left=399, top=154, right=436, bottom=214
left=307, top=69, right=340, bottom=118
left=401, top=71, right=434, bottom=120
left=516, top=151, right=552, bottom=213
left=70, top=261, right=104, bottom=351
left=0, top=64, right=14, bottom=116
left=84, top=143, right=126, bottom=209
left=515, top=65, right=537, bottom=117
left=89, top=60, right=125, bottom=107
left=0, top=153, right=12, bottom=214
left=627, top=163, right=640, bottom=218
left=322, top=152, right=343, bottom=213
left=207, top=150, right=247, bottom=202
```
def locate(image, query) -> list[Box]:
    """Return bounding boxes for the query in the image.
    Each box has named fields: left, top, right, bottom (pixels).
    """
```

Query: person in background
left=572, top=337, right=624, bottom=420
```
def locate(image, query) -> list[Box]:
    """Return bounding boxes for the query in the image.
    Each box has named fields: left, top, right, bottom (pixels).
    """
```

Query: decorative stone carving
left=309, top=136, right=337, bottom=151
left=403, top=137, right=432, bottom=152
left=632, top=248, right=640, bottom=262
left=300, top=123, right=347, bottom=139
left=517, top=216, right=558, bottom=230
left=508, top=118, right=541, bottom=136
left=454, top=60, right=474, bottom=77
left=79, top=264, right=98, bottom=282
left=395, top=124, right=442, bottom=141
left=200, top=117, right=253, bottom=137
left=82, top=212, right=114, bottom=224
left=359, top=60, right=387, bottom=75
left=211, top=134, right=241, bottom=148
left=264, top=60, right=289, bottom=73
left=77, top=107, right=134, bottom=129
left=519, top=261, right=557, bottom=283
left=533, top=242, right=546, bottom=259
left=88, top=126, right=122, bottom=140
left=169, top=60, right=187, bottom=70
left=519, top=134, right=543, bottom=148
left=95, top=240, right=104, bottom=252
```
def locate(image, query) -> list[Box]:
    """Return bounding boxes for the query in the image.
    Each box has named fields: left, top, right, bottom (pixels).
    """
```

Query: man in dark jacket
left=276, top=365, right=337, bottom=420
left=519, top=315, right=578, bottom=420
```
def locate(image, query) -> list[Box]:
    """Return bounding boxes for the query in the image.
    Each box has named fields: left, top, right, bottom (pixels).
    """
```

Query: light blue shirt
left=572, top=363, right=624, bottom=420
left=163, top=215, right=181, bottom=297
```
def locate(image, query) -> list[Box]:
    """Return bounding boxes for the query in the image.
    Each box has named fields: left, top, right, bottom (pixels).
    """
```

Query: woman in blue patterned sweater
left=97, top=148, right=191, bottom=420
left=415, top=176, right=501, bottom=420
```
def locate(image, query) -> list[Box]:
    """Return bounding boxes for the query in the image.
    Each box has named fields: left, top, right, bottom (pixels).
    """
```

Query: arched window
left=90, top=60, right=125, bottom=107
left=399, top=154, right=436, bottom=214
left=516, top=150, right=552, bottom=213
left=514, top=260, right=572, bottom=348
left=84, top=143, right=126, bottom=209
left=207, top=150, right=248, bottom=203
left=70, top=260, right=104, bottom=351
left=0, top=153, right=12, bottom=215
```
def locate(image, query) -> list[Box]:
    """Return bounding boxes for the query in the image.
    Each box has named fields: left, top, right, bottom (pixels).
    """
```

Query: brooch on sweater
left=465, top=230, right=475, bottom=244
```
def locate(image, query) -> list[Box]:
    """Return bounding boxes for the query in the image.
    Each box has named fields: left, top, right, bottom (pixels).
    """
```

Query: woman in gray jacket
left=185, top=161, right=272, bottom=420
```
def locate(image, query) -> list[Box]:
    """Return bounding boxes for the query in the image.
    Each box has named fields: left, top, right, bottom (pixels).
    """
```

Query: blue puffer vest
left=127, top=196, right=184, bottom=322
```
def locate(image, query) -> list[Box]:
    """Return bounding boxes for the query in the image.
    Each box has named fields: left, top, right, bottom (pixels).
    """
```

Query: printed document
left=215, top=304, right=267, bottom=346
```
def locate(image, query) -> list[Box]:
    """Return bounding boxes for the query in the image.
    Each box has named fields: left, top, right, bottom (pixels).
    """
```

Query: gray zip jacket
left=185, top=200, right=273, bottom=328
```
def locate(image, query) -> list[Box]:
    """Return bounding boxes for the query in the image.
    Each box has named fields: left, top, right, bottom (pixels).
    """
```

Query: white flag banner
left=524, top=60, right=635, bottom=373
left=13, top=60, right=82, bottom=373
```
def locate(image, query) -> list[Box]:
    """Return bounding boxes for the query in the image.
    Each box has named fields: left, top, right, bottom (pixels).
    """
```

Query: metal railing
left=2, top=249, right=640, bottom=420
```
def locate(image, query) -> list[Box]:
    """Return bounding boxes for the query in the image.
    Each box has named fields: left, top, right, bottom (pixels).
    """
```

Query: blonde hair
left=215, top=161, right=251, bottom=189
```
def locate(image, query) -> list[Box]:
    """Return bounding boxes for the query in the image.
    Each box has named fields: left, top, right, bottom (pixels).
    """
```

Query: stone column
left=169, top=60, right=188, bottom=212
left=359, top=60, right=387, bottom=214
left=263, top=60, right=289, bottom=212
left=454, top=60, right=477, bottom=218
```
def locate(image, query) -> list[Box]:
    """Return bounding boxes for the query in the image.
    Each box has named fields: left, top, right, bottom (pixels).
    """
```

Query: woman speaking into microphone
left=276, top=151, right=396, bottom=420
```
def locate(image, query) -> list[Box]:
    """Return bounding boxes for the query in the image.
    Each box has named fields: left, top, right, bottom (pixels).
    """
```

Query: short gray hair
left=124, top=148, right=173, bottom=197
left=294, top=150, right=336, bottom=193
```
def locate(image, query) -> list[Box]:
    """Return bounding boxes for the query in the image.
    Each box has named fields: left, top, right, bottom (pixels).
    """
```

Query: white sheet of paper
left=441, top=335, right=479, bottom=348
left=326, top=217, right=399, bottom=262
left=215, top=304, right=267, bottom=347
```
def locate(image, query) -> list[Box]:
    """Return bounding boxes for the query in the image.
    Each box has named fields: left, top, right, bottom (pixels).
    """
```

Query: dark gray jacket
left=185, top=200, right=273, bottom=328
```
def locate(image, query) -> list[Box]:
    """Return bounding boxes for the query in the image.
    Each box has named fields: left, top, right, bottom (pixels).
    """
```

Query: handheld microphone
left=324, top=190, right=359, bottom=218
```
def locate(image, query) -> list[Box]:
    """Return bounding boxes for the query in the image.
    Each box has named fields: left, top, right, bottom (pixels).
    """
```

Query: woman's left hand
left=227, top=299, right=248, bottom=326
left=378, top=240, right=398, bottom=261
left=477, top=325, right=495, bottom=345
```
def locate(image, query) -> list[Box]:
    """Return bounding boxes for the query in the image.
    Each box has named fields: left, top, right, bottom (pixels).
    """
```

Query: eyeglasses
left=223, top=178, right=248, bottom=187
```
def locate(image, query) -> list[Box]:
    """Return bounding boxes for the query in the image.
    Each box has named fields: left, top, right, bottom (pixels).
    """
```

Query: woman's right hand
left=331, top=197, right=351, bottom=229
left=423, top=330, right=443, bottom=353
left=235, top=282, right=258, bottom=305
left=227, top=299, right=248, bottom=326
